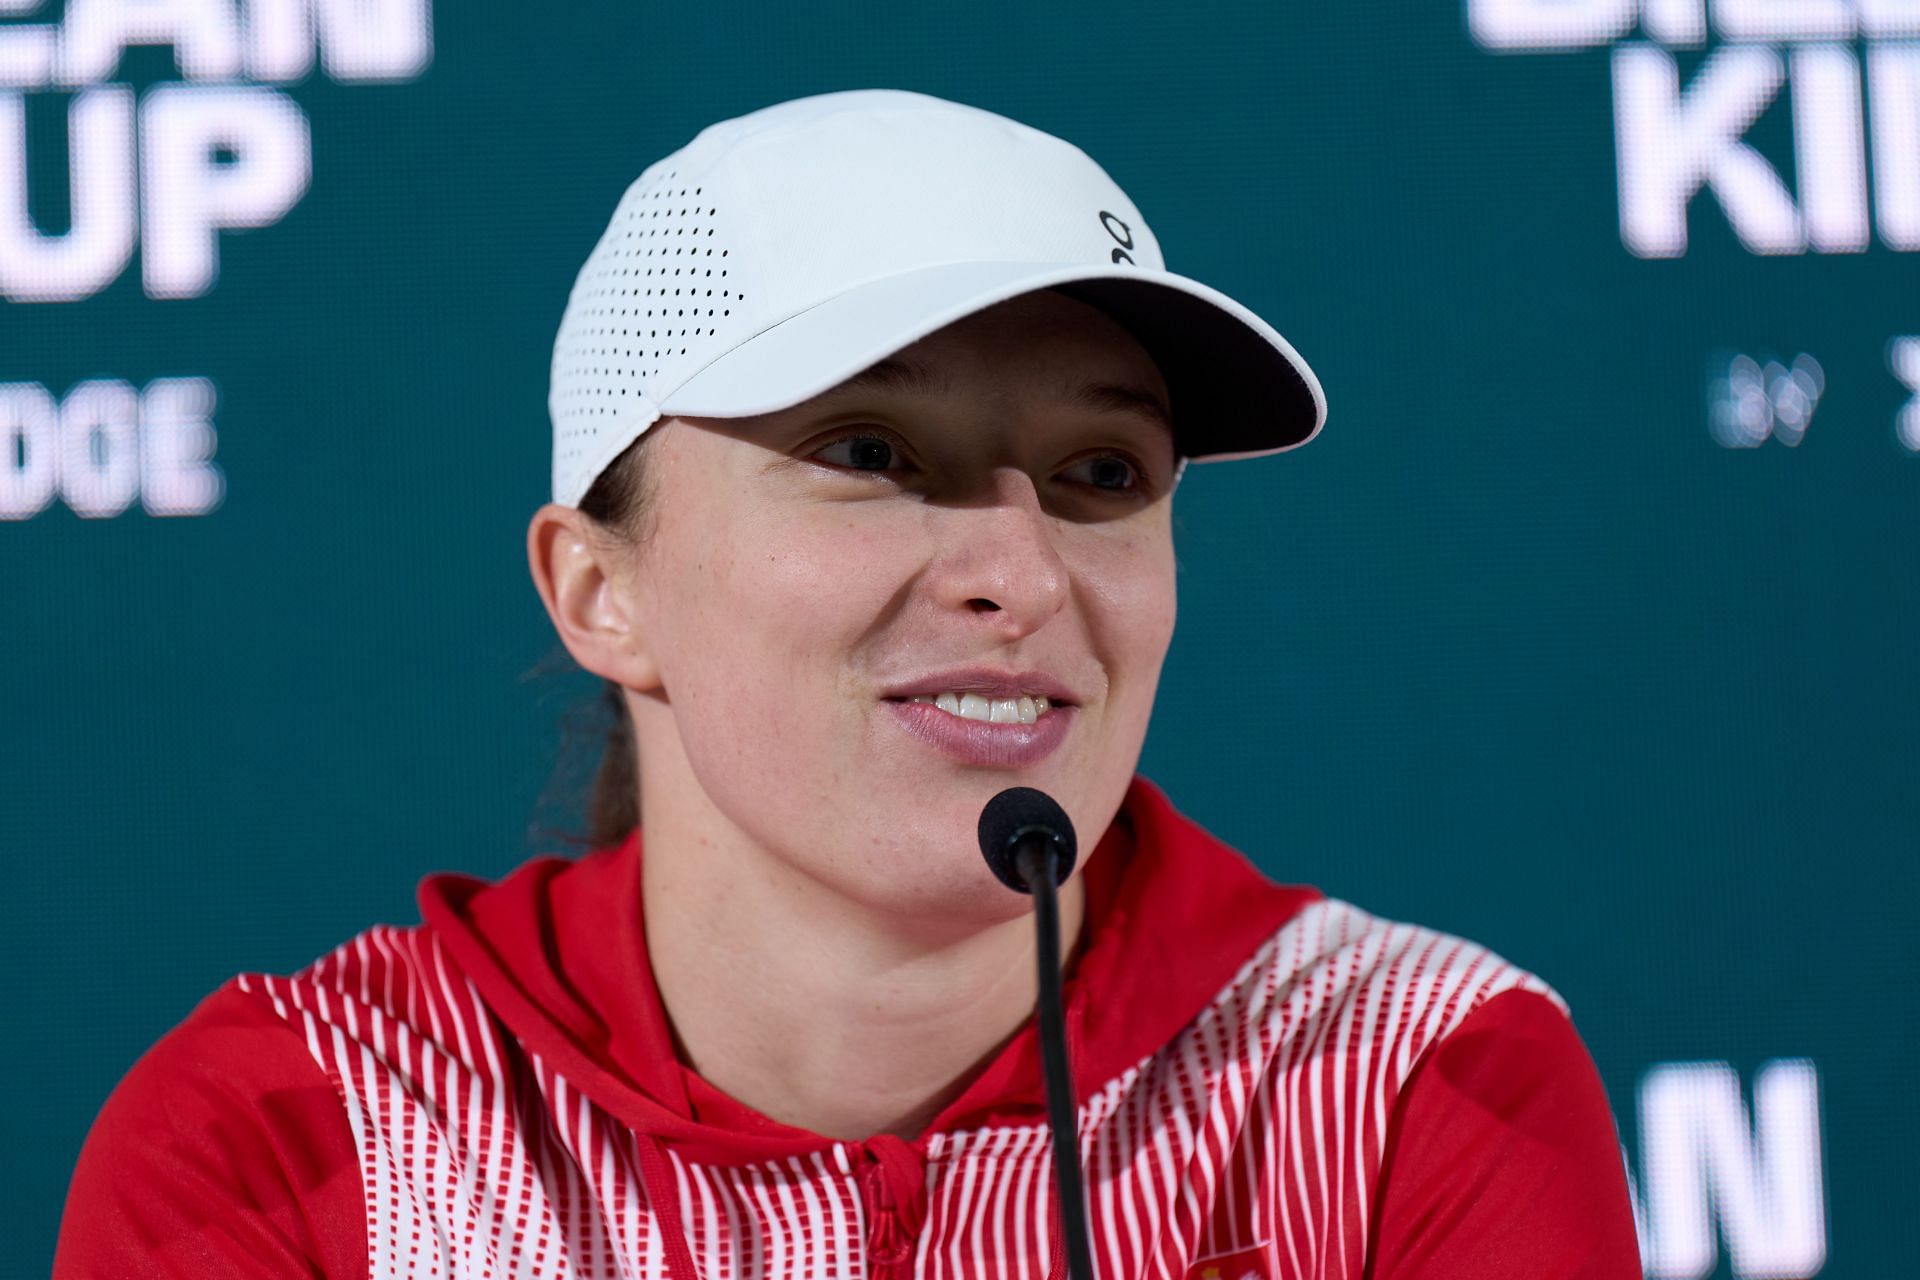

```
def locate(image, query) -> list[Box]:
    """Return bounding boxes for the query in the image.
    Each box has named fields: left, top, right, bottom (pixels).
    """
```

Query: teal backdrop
left=4, top=2, right=1915, bottom=1276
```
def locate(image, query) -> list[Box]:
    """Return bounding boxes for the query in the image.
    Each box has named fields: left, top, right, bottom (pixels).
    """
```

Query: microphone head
left=977, top=787, right=1078, bottom=893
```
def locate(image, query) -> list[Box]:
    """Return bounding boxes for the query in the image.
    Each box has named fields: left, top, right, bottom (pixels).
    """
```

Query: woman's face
left=621, top=289, right=1179, bottom=922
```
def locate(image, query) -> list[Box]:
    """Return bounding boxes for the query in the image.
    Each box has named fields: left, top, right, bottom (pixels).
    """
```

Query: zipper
left=854, top=1134, right=928, bottom=1280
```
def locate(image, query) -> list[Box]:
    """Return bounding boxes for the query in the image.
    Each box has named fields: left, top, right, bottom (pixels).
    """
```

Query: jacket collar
left=420, top=775, right=1320, bottom=1163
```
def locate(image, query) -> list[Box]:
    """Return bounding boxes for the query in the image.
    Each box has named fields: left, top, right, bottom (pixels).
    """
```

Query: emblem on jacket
left=1185, top=1243, right=1270, bottom=1280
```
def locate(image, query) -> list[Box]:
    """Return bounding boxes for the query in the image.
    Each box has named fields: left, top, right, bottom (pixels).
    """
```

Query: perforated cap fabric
left=548, top=89, right=1326, bottom=508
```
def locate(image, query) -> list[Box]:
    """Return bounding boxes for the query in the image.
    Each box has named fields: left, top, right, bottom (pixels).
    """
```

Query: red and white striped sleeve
left=53, top=979, right=368, bottom=1280
left=1366, top=987, right=1643, bottom=1279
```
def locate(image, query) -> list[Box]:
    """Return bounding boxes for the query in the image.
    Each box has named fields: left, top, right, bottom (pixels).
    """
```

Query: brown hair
left=537, top=431, right=656, bottom=851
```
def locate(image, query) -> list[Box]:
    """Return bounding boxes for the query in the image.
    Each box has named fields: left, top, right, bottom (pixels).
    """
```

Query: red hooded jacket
left=56, top=777, right=1641, bottom=1278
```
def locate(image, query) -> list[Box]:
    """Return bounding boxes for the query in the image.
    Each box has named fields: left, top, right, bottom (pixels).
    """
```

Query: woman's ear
left=526, top=503, right=663, bottom=693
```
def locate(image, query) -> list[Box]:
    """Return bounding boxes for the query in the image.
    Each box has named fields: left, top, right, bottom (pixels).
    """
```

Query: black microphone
left=978, top=786, right=1077, bottom=894
left=977, top=787, right=1095, bottom=1280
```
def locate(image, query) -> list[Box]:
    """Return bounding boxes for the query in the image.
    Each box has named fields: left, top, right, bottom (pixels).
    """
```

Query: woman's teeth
left=908, top=693, right=1052, bottom=724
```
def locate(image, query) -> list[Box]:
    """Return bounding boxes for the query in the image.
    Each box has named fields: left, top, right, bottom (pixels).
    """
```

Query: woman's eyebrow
left=1062, top=380, right=1173, bottom=435
left=835, top=356, right=946, bottom=397
left=833, top=356, right=1172, bottom=434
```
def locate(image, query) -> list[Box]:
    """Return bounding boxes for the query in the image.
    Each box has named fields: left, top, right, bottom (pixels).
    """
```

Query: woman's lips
left=881, top=698, right=1073, bottom=768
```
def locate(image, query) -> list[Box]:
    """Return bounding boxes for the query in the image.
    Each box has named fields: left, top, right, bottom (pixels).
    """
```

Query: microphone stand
left=1013, top=839, right=1096, bottom=1280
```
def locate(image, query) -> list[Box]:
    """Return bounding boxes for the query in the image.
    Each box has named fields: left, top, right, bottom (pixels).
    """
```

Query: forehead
left=816, top=290, right=1173, bottom=435
left=831, top=354, right=1173, bottom=440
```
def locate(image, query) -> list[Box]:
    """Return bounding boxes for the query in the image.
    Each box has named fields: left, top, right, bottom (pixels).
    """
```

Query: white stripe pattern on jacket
left=235, top=898, right=1559, bottom=1279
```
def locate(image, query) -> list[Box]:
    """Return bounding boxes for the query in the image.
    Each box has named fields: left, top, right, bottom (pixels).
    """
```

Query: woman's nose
left=928, top=470, right=1070, bottom=638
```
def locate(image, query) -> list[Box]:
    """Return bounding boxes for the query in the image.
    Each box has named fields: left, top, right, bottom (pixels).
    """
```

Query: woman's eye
left=811, top=435, right=897, bottom=471
left=1061, top=454, right=1140, bottom=492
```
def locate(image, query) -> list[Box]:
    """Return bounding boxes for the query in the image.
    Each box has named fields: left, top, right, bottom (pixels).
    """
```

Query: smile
left=903, top=693, right=1054, bottom=725
left=881, top=696, right=1074, bottom=768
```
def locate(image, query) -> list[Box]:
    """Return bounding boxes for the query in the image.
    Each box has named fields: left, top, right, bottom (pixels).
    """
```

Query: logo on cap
left=1100, top=211, right=1135, bottom=264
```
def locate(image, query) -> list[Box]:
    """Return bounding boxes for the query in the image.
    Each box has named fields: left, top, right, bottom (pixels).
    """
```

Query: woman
left=57, top=90, right=1640, bottom=1278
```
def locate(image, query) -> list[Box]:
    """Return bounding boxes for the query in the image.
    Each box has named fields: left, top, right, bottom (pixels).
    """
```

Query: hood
left=418, top=774, right=1321, bottom=1167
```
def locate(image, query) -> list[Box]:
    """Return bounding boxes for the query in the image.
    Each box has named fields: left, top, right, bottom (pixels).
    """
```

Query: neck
left=635, top=760, right=1086, bottom=1143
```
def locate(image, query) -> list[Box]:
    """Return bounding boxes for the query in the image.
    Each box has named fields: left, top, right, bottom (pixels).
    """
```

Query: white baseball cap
left=548, top=89, right=1326, bottom=508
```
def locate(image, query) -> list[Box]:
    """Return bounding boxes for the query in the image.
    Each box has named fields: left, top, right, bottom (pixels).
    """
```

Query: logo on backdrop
left=1466, top=0, right=1918, bottom=258
left=2, top=0, right=431, bottom=300
left=1627, top=1058, right=1826, bottom=1279
left=0, top=0, right=433, bottom=519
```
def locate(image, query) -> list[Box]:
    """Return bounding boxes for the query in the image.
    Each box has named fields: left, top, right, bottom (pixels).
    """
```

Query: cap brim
left=659, top=260, right=1325, bottom=460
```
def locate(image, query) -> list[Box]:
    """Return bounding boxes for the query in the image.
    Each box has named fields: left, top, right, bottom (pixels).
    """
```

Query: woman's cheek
left=658, top=545, right=813, bottom=805
left=750, top=503, right=907, bottom=618
left=709, top=508, right=902, bottom=711
left=1085, top=529, right=1178, bottom=669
